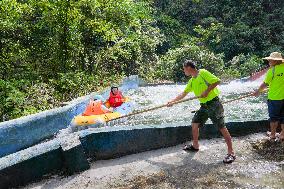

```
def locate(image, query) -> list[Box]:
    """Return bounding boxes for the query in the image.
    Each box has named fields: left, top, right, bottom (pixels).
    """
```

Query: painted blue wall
left=0, top=140, right=62, bottom=189
left=79, top=120, right=269, bottom=160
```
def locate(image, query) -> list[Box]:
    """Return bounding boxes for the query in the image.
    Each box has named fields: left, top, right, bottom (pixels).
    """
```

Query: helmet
left=111, top=85, right=119, bottom=90
left=110, top=85, right=119, bottom=94
left=93, top=95, right=105, bottom=102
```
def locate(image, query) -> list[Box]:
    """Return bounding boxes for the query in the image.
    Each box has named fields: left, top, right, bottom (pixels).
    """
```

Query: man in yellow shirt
left=168, top=60, right=235, bottom=164
left=254, top=52, right=284, bottom=141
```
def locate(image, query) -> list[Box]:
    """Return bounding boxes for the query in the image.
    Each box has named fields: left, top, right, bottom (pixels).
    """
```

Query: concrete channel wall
left=0, top=120, right=269, bottom=189
left=0, top=76, right=139, bottom=158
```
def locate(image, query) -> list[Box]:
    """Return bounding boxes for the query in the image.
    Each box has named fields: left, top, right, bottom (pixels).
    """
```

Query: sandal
left=266, top=131, right=280, bottom=139
left=223, top=154, right=236, bottom=164
left=183, top=144, right=199, bottom=152
left=269, top=137, right=277, bottom=142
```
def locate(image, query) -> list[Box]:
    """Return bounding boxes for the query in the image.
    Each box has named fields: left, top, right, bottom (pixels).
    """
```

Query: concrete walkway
left=25, top=133, right=284, bottom=189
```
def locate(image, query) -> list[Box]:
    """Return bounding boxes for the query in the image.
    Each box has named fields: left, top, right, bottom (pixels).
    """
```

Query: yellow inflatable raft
left=70, top=98, right=134, bottom=131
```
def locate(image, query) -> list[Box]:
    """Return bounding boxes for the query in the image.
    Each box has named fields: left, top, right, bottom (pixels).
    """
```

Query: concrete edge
left=0, top=136, right=90, bottom=189
left=79, top=120, right=269, bottom=160
left=0, top=140, right=62, bottom=189
left=0, top=119, right=269, bottom=188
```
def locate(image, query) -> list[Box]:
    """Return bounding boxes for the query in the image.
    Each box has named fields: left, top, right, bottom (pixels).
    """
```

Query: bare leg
left=270, top=121, right=279, bottom=138
left=219, top=127, right=234, bottom=155
left=280, top=124, right=284, bottom=140
left=192, top=123, right=200, bottom=149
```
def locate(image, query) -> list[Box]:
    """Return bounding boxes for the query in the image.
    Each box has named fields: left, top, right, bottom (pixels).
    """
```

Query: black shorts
left=267, top=99, right=284, bottom=124
left=192, top=97, right=225, bottom=129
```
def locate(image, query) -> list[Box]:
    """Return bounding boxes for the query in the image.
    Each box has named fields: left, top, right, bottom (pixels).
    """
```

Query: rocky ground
left=25, top=133, right=284, bottom=189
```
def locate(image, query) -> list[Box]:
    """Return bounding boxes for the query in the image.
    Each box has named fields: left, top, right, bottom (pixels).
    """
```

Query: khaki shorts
left=192, top=97, right=225, bottom=130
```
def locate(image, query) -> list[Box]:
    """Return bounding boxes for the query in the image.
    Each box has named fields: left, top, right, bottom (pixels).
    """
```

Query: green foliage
left=196, top=22, right=268, bottom=61
left=155, top=13, right=191, bottom=54
left=0, top=0, right=162, bottom=121
left=0, top=80, right=27, bottom=121
left=0, top=0, right=162, bottom=81
left=50, top=72, right=124, bottom=100
left=0, top=79, right=59, bottom=121
left=228, top=54, right=265, bottom=77
left=154, top=0, right=284, bottom=61
left=193, top=22, right=224, bottom=46
left=153, top=43, right=225, bottom=82
left=0, top=72, right=123, bottom=121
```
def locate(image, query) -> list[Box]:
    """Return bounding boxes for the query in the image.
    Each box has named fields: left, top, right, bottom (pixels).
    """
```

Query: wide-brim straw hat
left=263, top=52, right=284, bottom=62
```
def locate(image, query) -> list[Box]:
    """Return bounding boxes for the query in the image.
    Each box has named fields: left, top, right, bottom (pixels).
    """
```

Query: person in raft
left=106, top=85, right=126, bottom=108
left=167, top=60, right=235, bottom=164
left=82, top=95, right=113, bottom=116
left=253, top=52, right=284, bottom=142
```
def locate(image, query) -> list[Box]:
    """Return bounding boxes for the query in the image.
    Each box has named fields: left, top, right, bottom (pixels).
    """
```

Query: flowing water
left=116, top=77, right=268, bottom=127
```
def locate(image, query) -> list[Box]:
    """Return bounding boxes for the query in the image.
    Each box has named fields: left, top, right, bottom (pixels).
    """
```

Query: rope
left=108, top=96, right=199, bottom=122
left=108, top=91, right=264, bottom=123
left=191, top=92, right=255, bottom=113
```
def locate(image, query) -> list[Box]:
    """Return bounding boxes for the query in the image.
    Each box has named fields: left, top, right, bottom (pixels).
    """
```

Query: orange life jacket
left=82, top=100, right=109, bottom=116
left=108, top=91, right=124, bottom=108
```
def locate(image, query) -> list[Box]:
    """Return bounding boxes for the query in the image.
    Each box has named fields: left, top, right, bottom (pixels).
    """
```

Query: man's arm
left=200, top=81, right=220, bottom=98
left=167, top=92, right=188, bottom=106
left=253, top=82, right=268, bottom=96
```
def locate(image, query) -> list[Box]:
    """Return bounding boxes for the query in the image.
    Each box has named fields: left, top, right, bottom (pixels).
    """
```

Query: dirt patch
left=251, top=139, right=284, bottom=162
left=111, top=171, right=174, bottom=189
left=110, top=164, right=242, bottom=189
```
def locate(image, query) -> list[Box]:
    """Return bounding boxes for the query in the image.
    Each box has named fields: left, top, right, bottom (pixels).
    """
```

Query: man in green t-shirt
left=167, top=60, right=235, bottom=164
left=254, top=52, right=284, bottom=141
